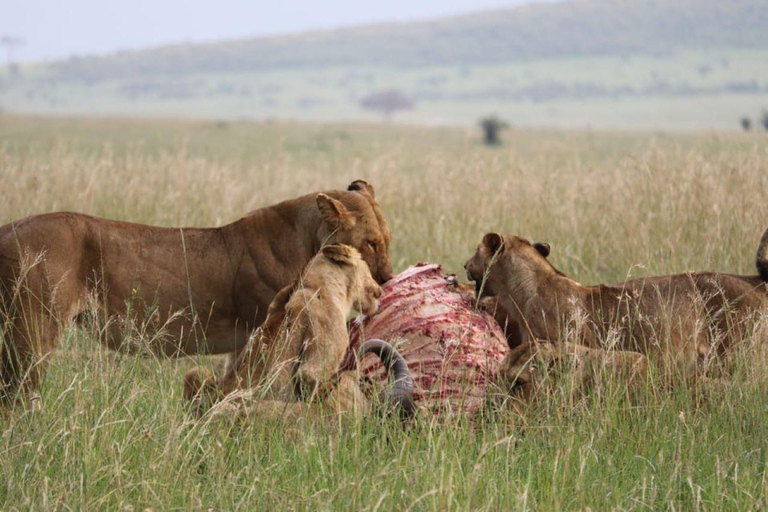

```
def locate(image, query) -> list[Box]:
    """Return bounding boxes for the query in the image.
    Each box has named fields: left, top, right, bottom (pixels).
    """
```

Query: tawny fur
left=491, top=340, right=648, bottom=412
left=184, top=244, right=381, bottom=421
left=465, top=230, right=768, bottom=380
left=0, top=180, right=393, bottom=405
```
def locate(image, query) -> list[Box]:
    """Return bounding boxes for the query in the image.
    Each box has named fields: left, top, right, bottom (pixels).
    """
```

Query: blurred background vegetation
left=2, top=0, right=768, bottom=129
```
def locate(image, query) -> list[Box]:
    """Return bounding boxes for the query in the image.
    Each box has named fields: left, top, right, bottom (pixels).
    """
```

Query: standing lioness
left=465, top=231, right=768, bottom=379
left=0, top=180, right=393, bottom=406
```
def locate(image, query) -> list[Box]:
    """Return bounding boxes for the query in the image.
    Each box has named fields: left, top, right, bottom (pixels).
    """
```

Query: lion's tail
left=757, top=228, right=768, bottom=282
left=357, top=339, right=417, bottom=422
left=183, top=367, right=223, bottom=417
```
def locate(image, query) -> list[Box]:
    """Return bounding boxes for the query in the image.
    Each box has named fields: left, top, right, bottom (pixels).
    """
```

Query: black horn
left=357, top=339, right=417, bottom=422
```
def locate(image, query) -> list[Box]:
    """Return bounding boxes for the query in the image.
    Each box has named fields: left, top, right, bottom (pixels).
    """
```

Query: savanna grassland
left=1, top=114, right=768, bottom=510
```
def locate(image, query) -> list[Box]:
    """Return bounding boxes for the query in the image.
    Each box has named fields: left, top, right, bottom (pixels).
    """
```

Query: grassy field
left=1, top=114, right=768, bottom=509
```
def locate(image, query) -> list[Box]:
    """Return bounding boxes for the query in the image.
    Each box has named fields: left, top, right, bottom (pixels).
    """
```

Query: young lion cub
left=465, top=231, right=768, bottom=380
left=184, top=244, right=386, bottom=420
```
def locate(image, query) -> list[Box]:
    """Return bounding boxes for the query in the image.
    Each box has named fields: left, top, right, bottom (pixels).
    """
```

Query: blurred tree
left=480, top=116, right=508, bottom=146
left=762, top=110, right=768, bottom=131
left=360, top=90, right=414, bottom=120
left=741, top=117, right=752, bottom=131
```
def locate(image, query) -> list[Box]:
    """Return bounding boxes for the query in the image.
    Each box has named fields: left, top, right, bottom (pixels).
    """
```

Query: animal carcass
left=348, top=263, right=508, bottom=416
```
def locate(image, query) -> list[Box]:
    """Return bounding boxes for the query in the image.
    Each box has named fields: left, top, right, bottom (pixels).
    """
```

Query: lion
left=491, top=340, right=648, bottom=413
left=465, top=230, right=768, bottom=381
left=0, top=180, right=393, bottom=407
left=184, top=244, right=415, bottom=423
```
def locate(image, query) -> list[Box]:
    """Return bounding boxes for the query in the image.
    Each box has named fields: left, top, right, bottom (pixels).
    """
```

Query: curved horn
left=357, top=339, right=417, bottom=421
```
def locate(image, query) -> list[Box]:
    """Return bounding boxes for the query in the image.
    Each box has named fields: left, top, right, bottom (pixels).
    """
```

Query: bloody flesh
left=348, top=263, right=508, bottom=415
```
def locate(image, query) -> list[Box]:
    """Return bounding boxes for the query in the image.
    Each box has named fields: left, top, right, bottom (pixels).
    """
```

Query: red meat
left=348, top=263, right=508, bottom=415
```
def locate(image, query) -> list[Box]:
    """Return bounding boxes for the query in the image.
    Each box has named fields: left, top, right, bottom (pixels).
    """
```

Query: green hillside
left=41, top=0, right=768, bottom=78
left=2, top=0, right=768, bottom=129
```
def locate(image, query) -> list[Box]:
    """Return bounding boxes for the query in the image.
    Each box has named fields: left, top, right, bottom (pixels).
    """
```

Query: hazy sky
left=2, top=0, right=550, bottom=62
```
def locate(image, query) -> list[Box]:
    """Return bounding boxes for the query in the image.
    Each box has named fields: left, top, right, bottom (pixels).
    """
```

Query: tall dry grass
left=0, top=115, right=767, bottom=509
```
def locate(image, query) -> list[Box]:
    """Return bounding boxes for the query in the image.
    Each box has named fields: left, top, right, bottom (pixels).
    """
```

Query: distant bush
left=117, top=79, right=200, bottom=100
left=762, top=110, right=768, bottom=131
left=479, top=115, right=508, bottom=146
left=741, top=117, right=752, bottom=131
left=697, top=64, right=712, bottom=76
left=360, top=90, right=414, bottom=120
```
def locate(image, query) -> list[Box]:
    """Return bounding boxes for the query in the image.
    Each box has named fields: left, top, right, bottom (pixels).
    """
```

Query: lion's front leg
left=294, top=329, right=349, bottom=402
left=323, top=370, right=370, bottom=419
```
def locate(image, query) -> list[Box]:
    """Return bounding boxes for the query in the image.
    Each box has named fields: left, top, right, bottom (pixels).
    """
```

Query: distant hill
left=46, top=0, right=768, bottom=81
left=3, top=0, right=768, bottom=130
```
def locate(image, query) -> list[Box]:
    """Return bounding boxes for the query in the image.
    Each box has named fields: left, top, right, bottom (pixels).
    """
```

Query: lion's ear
left=533, top=242, right=550, bottom=258
left=322, top=244, right=356, bottom=265
left=317, top=193, right=356, bottom=230
left=267, top=284, right=295, bottom=315
left=482, top=233, right=505, bottom=255
left=347, top=179, right=376, bottom=199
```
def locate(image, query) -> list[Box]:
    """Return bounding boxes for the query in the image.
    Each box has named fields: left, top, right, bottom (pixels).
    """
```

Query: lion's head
left=316, top=180, right=394, bottom=285
left=464, top=232, right=553, bottom=299
left=320, top=244, right=382, bottom=316
left=493, top=340, right=648, bottom=408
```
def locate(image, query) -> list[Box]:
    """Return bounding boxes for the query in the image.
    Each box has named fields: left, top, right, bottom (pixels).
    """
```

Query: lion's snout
left=362, top=297, right=380, bottom=316
left=464, top=259, right=484, bottom=290
left=378, top=268, right=394, bottom=284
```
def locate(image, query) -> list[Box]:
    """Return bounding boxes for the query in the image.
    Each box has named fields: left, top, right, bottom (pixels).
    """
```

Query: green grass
left=1, top=115, right=768, bottom=509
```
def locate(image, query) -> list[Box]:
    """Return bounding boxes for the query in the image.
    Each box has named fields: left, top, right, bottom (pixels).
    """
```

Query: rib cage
left=348, top=263, right=508, bottom=415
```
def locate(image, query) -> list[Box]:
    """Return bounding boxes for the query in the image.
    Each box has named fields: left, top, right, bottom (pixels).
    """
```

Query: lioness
left=491, top=340, right=648, bottom=412
left=184, top=244, right=414, bottom=422
left=0, top=180, right=393, bottom=405
left=465, top=231, right=768, bottom=379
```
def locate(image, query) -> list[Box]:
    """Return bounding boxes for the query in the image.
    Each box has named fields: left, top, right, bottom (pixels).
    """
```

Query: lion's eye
left=510, top=378, right=526, bottom=393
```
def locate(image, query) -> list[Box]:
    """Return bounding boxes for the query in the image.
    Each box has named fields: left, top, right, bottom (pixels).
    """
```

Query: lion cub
left=184, top=244, right=382, bottom=420
left=465, top=231, right=768, bottom=380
